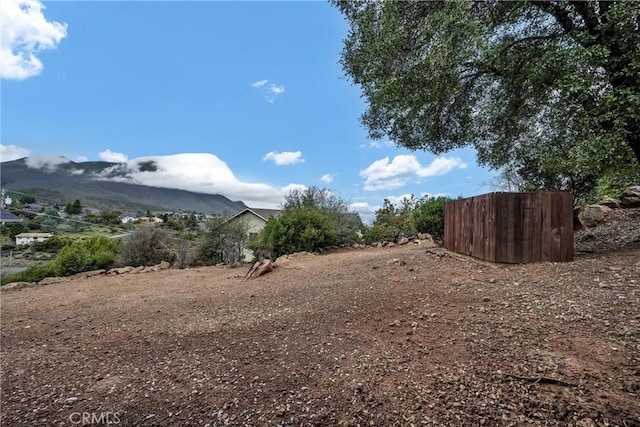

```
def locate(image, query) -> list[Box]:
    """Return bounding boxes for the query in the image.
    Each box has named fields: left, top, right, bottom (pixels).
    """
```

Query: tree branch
left=568, top=1, right=600, bottom=36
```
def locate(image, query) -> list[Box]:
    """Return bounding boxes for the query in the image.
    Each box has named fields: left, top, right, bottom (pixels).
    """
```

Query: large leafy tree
left=282, top=186, right=363, bottom=243
left=333, top=0, right=640, bottom=197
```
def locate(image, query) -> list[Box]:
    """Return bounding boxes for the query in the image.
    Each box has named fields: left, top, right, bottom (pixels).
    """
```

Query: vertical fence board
left=444, top=192, right=573, bottom=263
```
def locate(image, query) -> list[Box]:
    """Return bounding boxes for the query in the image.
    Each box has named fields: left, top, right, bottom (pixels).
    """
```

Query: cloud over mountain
left=90, top=153, right=302, bottom=208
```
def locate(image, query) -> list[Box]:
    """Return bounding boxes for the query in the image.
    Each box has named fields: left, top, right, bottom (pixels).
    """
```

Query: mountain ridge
left=0, top=157, right=247, bottom=215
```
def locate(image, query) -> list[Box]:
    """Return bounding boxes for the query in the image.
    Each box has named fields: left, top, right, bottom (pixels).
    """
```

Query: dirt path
left=1, top=243, right=639, bottom=426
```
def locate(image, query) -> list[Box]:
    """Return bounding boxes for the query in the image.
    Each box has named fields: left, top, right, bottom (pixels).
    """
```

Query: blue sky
left=1, top=0, right=496, bottom=220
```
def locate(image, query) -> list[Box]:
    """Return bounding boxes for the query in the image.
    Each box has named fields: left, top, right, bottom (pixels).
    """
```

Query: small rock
left=600, top=196, right=622, bottom=209
left=1, top=282, right=33, bottom=291
left=620, top=186, right=640, bottom=208
left=576, top=418, right=597, bottom=427
left=578, top=204, right=612, bottom=228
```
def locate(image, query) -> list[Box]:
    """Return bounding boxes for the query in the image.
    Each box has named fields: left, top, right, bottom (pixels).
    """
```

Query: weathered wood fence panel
left=444, top=192, right=573, bottom=263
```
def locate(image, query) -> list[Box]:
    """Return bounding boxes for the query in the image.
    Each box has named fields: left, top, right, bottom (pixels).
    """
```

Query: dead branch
left=504, top=373, right=574, bottom=388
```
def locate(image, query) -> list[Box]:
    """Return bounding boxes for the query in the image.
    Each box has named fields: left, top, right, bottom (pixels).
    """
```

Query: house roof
left=15, top=233, right=53, bottom=238
left=0, top=209, right=22, bottom=222
left=228, top=208, right=283, bottom=222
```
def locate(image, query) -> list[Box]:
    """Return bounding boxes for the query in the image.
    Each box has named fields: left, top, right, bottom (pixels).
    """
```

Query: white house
left=226, top=208, right=283, bottom=262
left=15, top=233, right=53, bottom=246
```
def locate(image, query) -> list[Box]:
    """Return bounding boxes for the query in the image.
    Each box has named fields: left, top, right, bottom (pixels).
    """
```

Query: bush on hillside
left=1, top=262, right=57, bottom=286
left=54, top=236, right=118, bottom=276
left=250, top=208, right=338, bottom=258
left=32, top=235, right=72, bottom=253
left=282, top=186, right=364, bottom=245
left=412, top=196, right=452, bottom=242
left=364, top=198, right=417, bottom=243
left=117, top=226, right=174, bottom=267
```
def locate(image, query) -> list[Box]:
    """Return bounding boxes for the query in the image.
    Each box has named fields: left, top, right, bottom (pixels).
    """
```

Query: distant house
left=138, top=216, right=164, bottom=223
left=226, top=208, right=283, bottom=262
left=15, top=233, right=53, bottom=246
left=1, top=209, right=23, bottom=225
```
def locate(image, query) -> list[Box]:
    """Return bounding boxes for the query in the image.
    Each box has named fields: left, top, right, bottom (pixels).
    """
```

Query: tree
left=40, top=207, right=60, bottom=233
left=333, top=1, right=640, bottom=198
left=282, top=186, right=363, bottom=244
left=251, top=209, right=338, bottom=259
left=413, top=196, right=452, bottom=242
left=1, top=222, right=28, bottom=239
left=117, top=225, right=173, bottom=267
left=365, top=197, right=417, bottom=243
left=198, top=216, right=250, bottom=266
left=65, top=199, right=82, bottom=215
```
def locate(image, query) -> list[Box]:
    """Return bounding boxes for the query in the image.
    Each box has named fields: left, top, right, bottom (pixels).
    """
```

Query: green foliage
left=412, top=196, right=451, bottom=242
left=198, top=216, right=249, bottom=266
left=117, top=226, right=173, bottom=267
left=85, top=211, right=121, bottom=226
left=167, top=232, right=198, bottom=268
left=54, top=236, right=118, bottom=276
left=32, top=235, right=72, bottom=253
left=251, top=208, right=338, bottom=258
left=39, top=207, right=60, bottom=233
left=1, top=262, right=57, bottom=286
left=365, top=198, right=416, bottom=243
left=282, top=186, right=363, bottom=245
left=1, top=222, right=28, bottom=239
left=64, top=199, right=82, bottom=215
left=333, top=0, right=640, bottom=198
left=590, top=167, right=640, bottom=203
left=163, top=213, right=199, bottom=231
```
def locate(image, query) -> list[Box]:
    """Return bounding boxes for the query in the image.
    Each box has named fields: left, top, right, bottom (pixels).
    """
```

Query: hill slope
left=1, top=243, right=638, bottom=425
left=1, top=158, right=246, bottom=215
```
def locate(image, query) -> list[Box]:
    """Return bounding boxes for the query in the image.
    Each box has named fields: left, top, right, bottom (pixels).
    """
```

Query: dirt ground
left=1, top=222, right=639, bottom=426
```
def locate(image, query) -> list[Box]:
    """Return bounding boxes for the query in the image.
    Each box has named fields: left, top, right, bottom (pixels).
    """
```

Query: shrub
left=117, top=226, right=173, bottom=267
left=1, top=222, right=28, bottom=239
left=364, top=198, right=416, bottom=244
left=1, top=262, right=57, bottom=286
left=412, top=196, right=451, bottom=242
left=54, top=236, right=118, bottom=276
left=251, top=208, right=338, bottom=258
left=198, top=216, right=249, bottom=266
left=282, top=186, right=364, bottom=245
left=32, top=235, right=72, bottom=253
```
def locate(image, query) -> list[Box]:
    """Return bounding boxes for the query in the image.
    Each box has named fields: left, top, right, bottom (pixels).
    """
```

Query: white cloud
left=0, top=0, right=67, bottom=80
left=75, top=155, right=88, bottom=162
left=359, top=140, right=394, bottom=149
left=349, top=201, right=380, bottom=225
left=90, top=153, right=304, bottom=208
left=25, top=155, right=70, bottom=172
left=320, top=173, right=334, bottom=184
left=263, top=151, right=304, bottom=166
left=99, top=149, right=128, bottom=163
left=361, top=155, right=467, bottom=191
left=0, top=144, right=30, bottom=161
left=270, top=84, right=284, bottom=94
left=350, top=201, right=378, bottom=213
left=385, top=193, right=415, bottom=206
left=252, top=79, right=285, bottom=103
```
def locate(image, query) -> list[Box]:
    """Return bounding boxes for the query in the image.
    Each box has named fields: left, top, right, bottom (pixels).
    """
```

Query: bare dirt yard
left=2, top=216, right=639, bottom=426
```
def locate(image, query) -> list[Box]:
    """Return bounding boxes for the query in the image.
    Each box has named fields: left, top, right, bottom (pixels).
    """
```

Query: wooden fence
left=444, top=192, right=573, bottom=263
